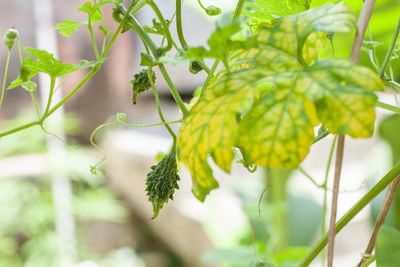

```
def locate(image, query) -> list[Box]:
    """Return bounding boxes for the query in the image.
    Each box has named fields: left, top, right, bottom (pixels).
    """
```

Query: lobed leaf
left=177, top=3, right=383, bottom=201
left=56, top=19, right=84, bottom=37
left=77, top=1, right=103, bottom=23
left=8, top=48, right=97, bottom=89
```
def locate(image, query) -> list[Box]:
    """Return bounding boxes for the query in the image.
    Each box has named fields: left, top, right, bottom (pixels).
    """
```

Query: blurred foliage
left=312, top=0, right=400, bottom=76
left=376, top=225, right=400, bottom=267
left=370, top=115, right=400, bottom=231
left=0, top=111, right=145, bottom=266
left=203, top=168, right=321, bottom=266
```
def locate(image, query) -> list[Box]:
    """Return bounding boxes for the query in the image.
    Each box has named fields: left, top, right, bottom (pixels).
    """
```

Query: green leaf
left=9, top=49, right=97, bottom=89
left=244, top=0, right=312, bottom=23
left=8, top=67, right=38, bottom=90
left=177, top=3, right=382, bottom=201
left=21, top=47, right=95, bottom=79
left=144, top=18, right=171, bottom=36
left=98, top=25, right=112, bottom=36
left=77, top=1, right=103, bottom=23
left=56, top=19, right=84, bottom=37
left=376, top=225, right=400, bottom=267
left=139, top=53, right=156, bottom=67
left=185, top=23, right=257, bottom=67
left=21, top=81, right=37, bottom=92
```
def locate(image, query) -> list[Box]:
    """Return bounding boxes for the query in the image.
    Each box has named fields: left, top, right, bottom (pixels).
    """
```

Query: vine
left=1, top=0, right=400, bottom=266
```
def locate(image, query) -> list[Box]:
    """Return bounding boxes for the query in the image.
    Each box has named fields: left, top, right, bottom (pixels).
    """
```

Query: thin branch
left=327, top=1, right=376, bottom=266
left=350, top=0, right=377, bottom=63
left=357, top=176, right=400, bottom=266
left=327, top=134, right=345, bottom=267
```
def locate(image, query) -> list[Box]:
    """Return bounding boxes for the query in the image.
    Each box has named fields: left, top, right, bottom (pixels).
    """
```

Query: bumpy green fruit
left=145, top=152, right=180, bottom=218
left=130, top=69, right=156, bottom=104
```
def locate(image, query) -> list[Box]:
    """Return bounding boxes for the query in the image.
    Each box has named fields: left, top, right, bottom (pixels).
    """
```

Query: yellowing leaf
left=177, top=3, right=383, bottom=201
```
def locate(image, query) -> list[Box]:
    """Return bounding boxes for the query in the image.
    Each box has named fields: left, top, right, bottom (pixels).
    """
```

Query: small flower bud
left=4, top=29, right=19, bottom=49
left=189, top=61, right=203, bottom=74
left=116, top=112, right=127, bottom=122
left=205, top=5, right=221, bottom=16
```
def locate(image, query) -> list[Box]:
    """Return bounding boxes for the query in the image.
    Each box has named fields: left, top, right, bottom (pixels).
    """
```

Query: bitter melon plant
left=2, top=0, right=400, bottom=266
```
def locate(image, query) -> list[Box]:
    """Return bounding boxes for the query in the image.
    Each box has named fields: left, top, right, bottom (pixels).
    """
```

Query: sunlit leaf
left=177, top=3, right=383, bottom=201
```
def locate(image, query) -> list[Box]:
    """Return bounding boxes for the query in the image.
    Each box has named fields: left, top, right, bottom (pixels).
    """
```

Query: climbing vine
left=1, top=0, right=400, bottom=266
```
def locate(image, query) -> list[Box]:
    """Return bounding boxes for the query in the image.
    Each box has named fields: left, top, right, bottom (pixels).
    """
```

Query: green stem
left=266, top=169, right=291, bottom=254
left=118, top=6, right=158, bottom=57
left=0, top=49, right=11, bottom=109
left=385, top=79, right=400, bottom=92
left=117, top=119, right=182, bottom=128
left=30, top=92, right=41, bottom=118
left=200, top=0, right=246, bottom=97
left=41, top=65, right=100, bottom=122
left=359, top=254, right=376, bottom=267
left=88, top=20, right=100, bottom=60
left=379, top=16, right=400, bottom=78
left=200, top=60, right=219, bottom=97
left=146, top=0, right=173, bottom=52
left=367, top=28, right=381, bottom=72
left=101, top=1, right=138, bottom=58
left=17, top=37, right=23, bottom=64
left=376, top=101, right=400, bottom=114
left=175, top=1, right=210, bottom=74
left=0, top=120, right=40, bottom=138
left=176, top=0, right=188, bottom=48
left=298, top=166, right=323, bottom=188
left=159, top=64, right=188, bottom=115
left=299, top=160, right=400, bottom=267
left=197, top=0, right=207, bottom=11
left=148, top=68, right=177, bottom=144
left=43, top=78, right=56, bottom=117
left=233, top=0, right=246, bottom=23
left=89, top=121, right=117, bottom=175
left=100, top=22, right=108, bottom=54
left=118, top=5, right=188, bottom=115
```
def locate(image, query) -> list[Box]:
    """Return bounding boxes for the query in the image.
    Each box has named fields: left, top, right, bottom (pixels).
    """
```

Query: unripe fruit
left=145, top=151, right=180, bottom=218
